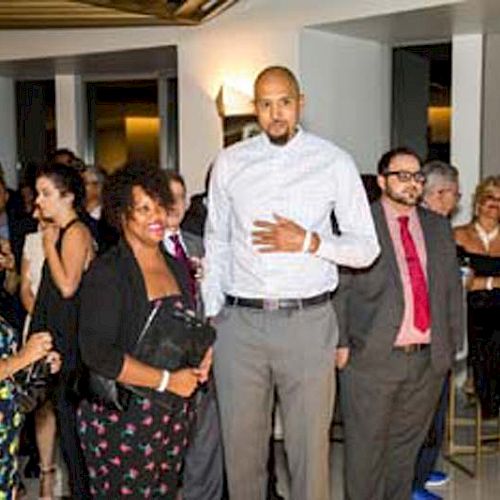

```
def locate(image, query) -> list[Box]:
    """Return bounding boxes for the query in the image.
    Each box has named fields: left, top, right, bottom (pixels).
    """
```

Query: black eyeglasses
left=383, top=171, right=426, bottom=184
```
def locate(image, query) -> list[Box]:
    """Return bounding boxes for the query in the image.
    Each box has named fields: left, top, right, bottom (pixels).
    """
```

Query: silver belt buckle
left=263, top=298, right=280, bottom=311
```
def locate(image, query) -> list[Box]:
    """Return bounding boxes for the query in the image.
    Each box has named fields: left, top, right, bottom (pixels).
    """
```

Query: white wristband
left=156, top=370, right=170, bottom=393
left=486, top=277, right=494, bottom=291
left=302, top=231, right=312, bottom=253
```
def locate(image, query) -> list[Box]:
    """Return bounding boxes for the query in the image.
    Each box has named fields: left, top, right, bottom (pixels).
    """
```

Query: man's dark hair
left=103, top=163, right=173, bottom=233
left=377, top=147, right=422, bottom=175
left=49, top=148, right=76, bottom=162
left=36, top=162, right=86, bottom=213
left=165, top=170, right=186, bottom=191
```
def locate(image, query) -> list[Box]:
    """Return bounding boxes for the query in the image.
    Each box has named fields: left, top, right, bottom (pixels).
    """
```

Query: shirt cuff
left=203, top=293, right=225, bottom=318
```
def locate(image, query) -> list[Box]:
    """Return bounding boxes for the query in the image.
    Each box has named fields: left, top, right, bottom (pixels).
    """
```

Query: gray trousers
left=183, top=378, right=224, bottom=500
left=339, top=349, right=445, bottom=500
left=213, top=302, right=338, bottom=500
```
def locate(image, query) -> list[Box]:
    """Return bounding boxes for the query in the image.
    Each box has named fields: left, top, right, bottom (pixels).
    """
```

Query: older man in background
left=163, top=171, right=224, bottom=500
left=413, top=160, right=461, bottom=500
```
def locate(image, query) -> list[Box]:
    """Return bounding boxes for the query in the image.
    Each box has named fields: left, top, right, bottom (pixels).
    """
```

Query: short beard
left=267, top=133, right=290, bottom=146
left=385, top=185, right=420, bottom=207
left=266, top=125, right=298, bottom=146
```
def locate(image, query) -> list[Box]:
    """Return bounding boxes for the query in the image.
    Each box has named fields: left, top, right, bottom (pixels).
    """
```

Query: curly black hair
left=102, top=163, right=173, bottom=233
left=36, top=162, right=86, bottom=213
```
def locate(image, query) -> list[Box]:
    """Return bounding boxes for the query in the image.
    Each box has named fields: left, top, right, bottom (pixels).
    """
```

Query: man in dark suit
left=163, top=171, right=224, bottom=500
left=335, top=147, right=463, bottom=500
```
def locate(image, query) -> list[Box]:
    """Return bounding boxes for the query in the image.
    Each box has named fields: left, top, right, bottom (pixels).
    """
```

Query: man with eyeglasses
left=335, top=147, right=463, bottom=500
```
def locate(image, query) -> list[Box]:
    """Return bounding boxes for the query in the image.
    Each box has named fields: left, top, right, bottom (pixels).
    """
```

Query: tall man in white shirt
left=163, top=171, right=224, bottom=500
left=202, top=66, right=380, bottom=500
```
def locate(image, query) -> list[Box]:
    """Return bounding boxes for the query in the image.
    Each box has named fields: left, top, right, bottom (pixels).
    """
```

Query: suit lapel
left=182, top=230, right=204, bottom=258
left=372, top=201, right=404, bottom=297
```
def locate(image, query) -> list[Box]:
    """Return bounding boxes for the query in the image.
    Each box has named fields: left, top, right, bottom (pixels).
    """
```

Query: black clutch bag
left=15, top=359, right=53, bottom=414
left=85, top=301, right=216, bottom=411
left=124, top=302, right=216, bottom=409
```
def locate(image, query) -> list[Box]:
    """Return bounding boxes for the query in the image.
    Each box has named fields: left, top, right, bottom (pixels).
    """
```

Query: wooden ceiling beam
left=0, top=0, right=238, bottom=28
left=72, top=0, right=179, bottom=19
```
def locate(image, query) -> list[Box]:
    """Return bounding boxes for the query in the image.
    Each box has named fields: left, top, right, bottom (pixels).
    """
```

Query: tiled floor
left=21, top=443, right=500, bottom=499
left=21, top=395, right=500, bottom=499
left=273, top=441, right=500, bottom=500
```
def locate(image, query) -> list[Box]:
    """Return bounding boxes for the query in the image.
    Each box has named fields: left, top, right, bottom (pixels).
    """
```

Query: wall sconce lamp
left=216, top=84, right=259, bottom=146
left=216, top=84, right=255, bottom=117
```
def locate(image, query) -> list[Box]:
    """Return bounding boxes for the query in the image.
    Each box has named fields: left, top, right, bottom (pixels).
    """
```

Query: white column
left=55, top=73, right=84, bottom=157
left=481, top=34, right=500, bottom=178
left=0, top=77, right=18, bottom=188
left=451, top=34, right=483, bottom=225
left=158, top=76, right=168, bottom=170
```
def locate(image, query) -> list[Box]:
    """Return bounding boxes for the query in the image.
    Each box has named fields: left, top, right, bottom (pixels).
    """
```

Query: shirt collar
left=164, top=228, right=181, bottom=239
left=381, top=197, right=417, bottom=225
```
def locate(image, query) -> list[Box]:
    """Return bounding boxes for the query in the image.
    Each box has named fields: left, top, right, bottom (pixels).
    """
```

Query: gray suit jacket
left=183, top=230, right=204, bottom=259
left=334, top=200, right=463, bottom=376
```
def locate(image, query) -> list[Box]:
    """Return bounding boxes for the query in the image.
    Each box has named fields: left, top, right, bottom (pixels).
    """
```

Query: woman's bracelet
left=156, top=370, right=170, bottom=393
left=486, top=276, right=494, bottom=291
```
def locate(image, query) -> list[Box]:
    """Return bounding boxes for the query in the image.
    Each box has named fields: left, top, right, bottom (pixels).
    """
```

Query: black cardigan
left=78, top=238, right=191, bottom=380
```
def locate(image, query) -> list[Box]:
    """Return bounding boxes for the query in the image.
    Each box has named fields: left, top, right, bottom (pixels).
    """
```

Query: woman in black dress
left=77, top=164, right=212, bottom=498
left=31, top=163, right=94, bottom=498
left=455, top=176, right=500, bottom=418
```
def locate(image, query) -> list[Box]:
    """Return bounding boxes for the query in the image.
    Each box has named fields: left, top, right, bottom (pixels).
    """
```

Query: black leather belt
left=225, top=291, right=333, bottom=311
left=393, top=344, right=430, bottom=354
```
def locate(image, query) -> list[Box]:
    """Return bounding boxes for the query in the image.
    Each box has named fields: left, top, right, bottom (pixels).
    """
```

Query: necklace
left=474, top=222, right=499, bottom=252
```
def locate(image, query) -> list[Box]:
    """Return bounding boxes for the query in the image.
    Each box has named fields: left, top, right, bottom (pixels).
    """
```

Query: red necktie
left=397, top=216, right=431, bottom=332
left=169, top=234, right=196, bottom=305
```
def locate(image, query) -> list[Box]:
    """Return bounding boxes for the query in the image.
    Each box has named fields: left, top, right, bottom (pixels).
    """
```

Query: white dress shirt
left=163, top=229, right=187, bottom=257
left=202, top=128, right=380, bottom=316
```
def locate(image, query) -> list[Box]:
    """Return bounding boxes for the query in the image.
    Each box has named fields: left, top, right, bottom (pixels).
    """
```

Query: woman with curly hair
left=77, top=164, right=212, bottom=498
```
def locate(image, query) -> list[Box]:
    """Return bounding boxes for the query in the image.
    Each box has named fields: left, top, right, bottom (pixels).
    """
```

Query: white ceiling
left=3, top=0, right=500, bottom=79
left=313, top=0, right=500, bottom=45
left=0, top=46, right=177, bottom=79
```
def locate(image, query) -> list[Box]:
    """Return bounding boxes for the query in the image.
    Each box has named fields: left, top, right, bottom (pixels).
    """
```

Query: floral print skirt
left=0, top=392, right=23, bottom=500
left=77, top=394, right=194, bottom=499
left=0, top=315, right=24, bottom=499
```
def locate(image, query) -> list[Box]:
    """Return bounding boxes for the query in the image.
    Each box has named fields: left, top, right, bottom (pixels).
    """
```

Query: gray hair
left=422, top=160, right=459, bottom=195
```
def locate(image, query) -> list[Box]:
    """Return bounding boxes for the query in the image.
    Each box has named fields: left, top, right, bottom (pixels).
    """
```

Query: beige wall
left=0, top=0, right=464, bottom=192
left=482, top=33, right=500, bottom=179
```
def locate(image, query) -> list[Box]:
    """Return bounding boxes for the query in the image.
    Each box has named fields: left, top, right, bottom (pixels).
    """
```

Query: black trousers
left=468, top=291, right=500, bottom=418
left=52, top=374, right=90, bottom=499
left=183, top=379, right=224, bottom=500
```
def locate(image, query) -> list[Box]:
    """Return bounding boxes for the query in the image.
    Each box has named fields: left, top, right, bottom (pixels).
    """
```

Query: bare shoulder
left=453, top=223, right=473, bottom=246
left=65, top=221, right=93, bottom=245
